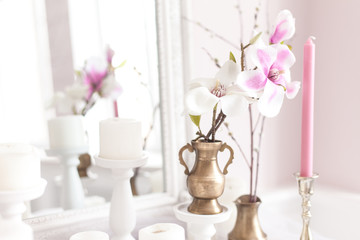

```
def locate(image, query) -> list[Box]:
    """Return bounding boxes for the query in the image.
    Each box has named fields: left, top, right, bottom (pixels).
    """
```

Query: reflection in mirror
left=0, top=0, right=164, bottom=217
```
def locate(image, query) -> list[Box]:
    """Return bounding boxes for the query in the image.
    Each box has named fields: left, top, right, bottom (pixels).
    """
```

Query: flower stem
left=211, top=105, right=217, bottom=142
left=205, top=110, right=226, bottom=141
left=241, top=43, right=245, bottom=71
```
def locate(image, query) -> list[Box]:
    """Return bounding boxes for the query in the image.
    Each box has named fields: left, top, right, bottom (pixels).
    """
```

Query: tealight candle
left=69, top=231, right=109, bottom=240
left=99, top=118, right=142, bottom=160
left=139, top=223, right=185, bottom=240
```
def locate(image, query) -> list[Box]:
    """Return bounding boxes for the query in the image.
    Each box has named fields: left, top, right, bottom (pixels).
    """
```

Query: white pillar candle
left=69, top=231, right=109, bottom=240
left=0, top=143, right=40, bottom=191
left=139, top=223, right=185, bottom=240
left=48, top=115, right=87, bottom=150
left=99, top=118, right=142, bottom=160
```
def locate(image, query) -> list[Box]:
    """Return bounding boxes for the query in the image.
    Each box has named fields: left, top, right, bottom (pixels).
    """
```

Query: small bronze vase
left=179, top=140, right=234, bottom=215
left=228, top=195, right=267, bottom=240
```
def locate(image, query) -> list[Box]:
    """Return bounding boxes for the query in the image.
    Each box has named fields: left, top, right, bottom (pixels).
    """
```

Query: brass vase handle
left=220, top=143, right=234, bottom=175
left=178, top=143, right=194, bottom=175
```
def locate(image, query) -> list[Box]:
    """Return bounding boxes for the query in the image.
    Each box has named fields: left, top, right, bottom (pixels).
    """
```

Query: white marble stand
left=0, top=179, right=47, bottom=240
left=94, top=153, right=148, bottom=240
left=47, top=146, right=88, bottom=210
left=174, top=202, right=231, bottom=240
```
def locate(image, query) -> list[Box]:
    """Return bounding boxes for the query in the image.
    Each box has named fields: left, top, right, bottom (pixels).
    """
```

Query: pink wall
left=184, top=0, right=359, bottom=193
left=309, top=0, right=360, bottom=192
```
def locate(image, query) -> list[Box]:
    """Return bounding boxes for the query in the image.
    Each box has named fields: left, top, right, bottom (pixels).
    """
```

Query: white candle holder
left=0, top=179, right=47, bottom=240
left=94, top=153, right=148, bottom=240
left=174, top=202, right=232, bottom=240
left=47, top=146, right=88, bottom=210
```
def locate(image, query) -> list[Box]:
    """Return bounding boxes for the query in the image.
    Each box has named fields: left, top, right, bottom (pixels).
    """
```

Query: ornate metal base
left=188, top=198, right=223, bottom=215
left=295, top=172, right=319, bottom=240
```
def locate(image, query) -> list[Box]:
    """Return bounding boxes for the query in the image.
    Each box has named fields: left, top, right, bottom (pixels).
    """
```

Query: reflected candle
left=139, top=223, right=185, bottom=240
left=301, top=37, right=315, bottom=177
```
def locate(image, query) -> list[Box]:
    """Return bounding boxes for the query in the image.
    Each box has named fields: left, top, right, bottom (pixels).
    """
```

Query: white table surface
left=31, top=204, right=333, bottom=240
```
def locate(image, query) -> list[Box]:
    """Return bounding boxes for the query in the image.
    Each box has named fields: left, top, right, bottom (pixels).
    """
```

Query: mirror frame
left=25, top=0, right=187, bottom=237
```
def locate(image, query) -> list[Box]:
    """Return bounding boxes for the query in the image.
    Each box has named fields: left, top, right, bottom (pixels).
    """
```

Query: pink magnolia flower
left=186, top=60, right=249, bottom=116
left=83, top=57, right=108, bottom=100
left=270, top=10, right=295, bottom=44
left=237, top=43, right=300, bottom=117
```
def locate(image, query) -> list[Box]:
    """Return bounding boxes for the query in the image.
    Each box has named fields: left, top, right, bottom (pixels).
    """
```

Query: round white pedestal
left=0, top=179, right=47, bottom=240
left=94, top=153, right=148, bottom=240
left=174, top=202, right=232, bottom=240
left=47, top=146, right=88, bottom=210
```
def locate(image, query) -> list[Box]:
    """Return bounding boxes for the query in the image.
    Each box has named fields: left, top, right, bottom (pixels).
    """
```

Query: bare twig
left=202, top=48, right=221, bottom=68
left=253, top=116, right=266, bottom=199
left=235, top=0, right=244, bottom=45
left=249, top=105, right=255, bottom=202
left=253, top=1, right=261, bottom=31
left=224, top=122, right=250, bottom=168
left=183, top=16, right=241, bottom=51
left=143, top=103, right=160, bottom=150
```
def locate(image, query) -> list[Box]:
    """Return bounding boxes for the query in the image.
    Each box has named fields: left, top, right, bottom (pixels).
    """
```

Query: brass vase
left=179, top=140, right=234, bottom=215
left=228, top=195, right=267, bottom=240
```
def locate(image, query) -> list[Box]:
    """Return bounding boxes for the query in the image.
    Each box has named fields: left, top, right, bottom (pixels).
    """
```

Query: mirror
left=0, top=0, right=166, bottom=216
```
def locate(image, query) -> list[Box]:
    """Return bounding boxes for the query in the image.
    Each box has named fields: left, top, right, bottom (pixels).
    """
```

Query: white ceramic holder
left=47, top=146, right=88, bottom=210
left=0, top=179, right=47, bottom=240
left=174, top=202, right=231, bottom=240
left=94, top=152, right=148, bottom=240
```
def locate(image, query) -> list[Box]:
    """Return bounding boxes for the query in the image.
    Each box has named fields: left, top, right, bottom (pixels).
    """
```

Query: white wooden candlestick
left=174, top=202, right=231, bottom=240
left=0, top=179, right=47, bottom=240
left=47, top=147, right=87, bottom=210
left=94, top=153, right=148, bottom=240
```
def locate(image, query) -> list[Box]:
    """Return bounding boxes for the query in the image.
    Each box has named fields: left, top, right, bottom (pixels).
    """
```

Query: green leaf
left=229, top=52, right=236, bottom=63
left=249, top=32, right=262, bottom=45
left=189, top=114, right=201, bottom=127
left=115, top=60, right=127, bottom=69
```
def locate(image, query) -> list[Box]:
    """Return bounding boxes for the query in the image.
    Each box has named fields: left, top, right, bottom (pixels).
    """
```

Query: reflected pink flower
left=83, top=57, right=108, bottom=100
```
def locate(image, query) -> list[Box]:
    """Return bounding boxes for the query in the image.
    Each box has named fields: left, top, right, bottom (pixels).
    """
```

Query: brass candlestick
left=295, top=172, right=319, bottom=240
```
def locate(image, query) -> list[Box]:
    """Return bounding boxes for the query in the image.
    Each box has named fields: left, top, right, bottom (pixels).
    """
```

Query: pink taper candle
left=113, top=101, right=119, bottom=117
left=301, top=37, right=315, bottom=177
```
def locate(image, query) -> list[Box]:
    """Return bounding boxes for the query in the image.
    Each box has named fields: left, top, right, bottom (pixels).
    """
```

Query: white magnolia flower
left=100, top=74, right=122, bottom=100
left=185, top=60, right=248, bottom=116
left=65, top=83, right=88, bottom=101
